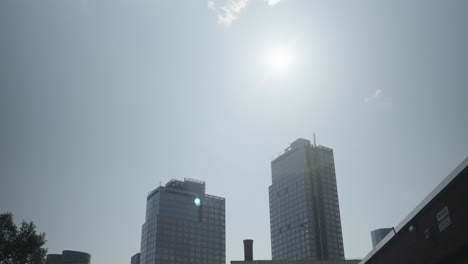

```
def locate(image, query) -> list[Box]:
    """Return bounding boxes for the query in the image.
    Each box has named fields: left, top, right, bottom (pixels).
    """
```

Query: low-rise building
left=46, top=250, right=91, bottom=264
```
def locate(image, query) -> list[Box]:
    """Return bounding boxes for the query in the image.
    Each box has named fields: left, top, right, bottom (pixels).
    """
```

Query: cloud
left=212, top=0, right=249, bottom=26
left=364, top=89, right=383, bottom=103
left=264, top=0, right=282, bottom=6
left=208, top=0, right=283, bottom=26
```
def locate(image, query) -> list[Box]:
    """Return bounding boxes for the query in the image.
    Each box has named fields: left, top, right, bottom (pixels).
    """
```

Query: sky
left=1, top=0, right=468, bottom=263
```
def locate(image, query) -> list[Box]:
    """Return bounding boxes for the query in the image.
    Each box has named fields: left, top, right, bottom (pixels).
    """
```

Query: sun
left=265, top=45, right=295, bottom=74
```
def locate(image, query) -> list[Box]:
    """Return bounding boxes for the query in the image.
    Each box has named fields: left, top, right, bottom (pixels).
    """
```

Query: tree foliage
left=0, top=212, right=47, bottom=264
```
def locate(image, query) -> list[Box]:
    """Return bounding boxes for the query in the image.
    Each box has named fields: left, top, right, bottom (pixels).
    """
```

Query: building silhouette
left=46, top=250, right=91, bottom=264
left=130, top=253, right=140, bottom=264
left=269, top=138, right=344, bottom=260
left=138, top=178, right=225, bottom=264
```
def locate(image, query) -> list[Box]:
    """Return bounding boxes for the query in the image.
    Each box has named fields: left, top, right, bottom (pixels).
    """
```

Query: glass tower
left=269, top=138, right=344, bottom=260
left=140, top=178, right=225, bottom=264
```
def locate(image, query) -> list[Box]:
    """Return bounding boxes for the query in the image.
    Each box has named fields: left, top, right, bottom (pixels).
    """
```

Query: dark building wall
left=361, top=158, right=468, bottom=264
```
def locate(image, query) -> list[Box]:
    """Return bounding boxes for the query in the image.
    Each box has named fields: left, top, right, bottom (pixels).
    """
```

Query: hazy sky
left=1, top=0, right=467, bottom=263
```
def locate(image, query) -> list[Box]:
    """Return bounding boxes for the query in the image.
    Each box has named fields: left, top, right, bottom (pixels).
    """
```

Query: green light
left=194, top=197, right=201, bottom=207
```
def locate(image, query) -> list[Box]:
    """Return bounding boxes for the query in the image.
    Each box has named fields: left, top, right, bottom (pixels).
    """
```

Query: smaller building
left=46, top=250, right=91, bottom=264
left=370, top=228, right=393, bottom=248
left=131, top=253, right=140, bottom=264
left=46, top=254, right=62, bottom=264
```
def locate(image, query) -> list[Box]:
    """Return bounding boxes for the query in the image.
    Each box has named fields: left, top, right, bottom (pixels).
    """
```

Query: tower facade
left=269, top=138, right=344, bottom=260
left=140, top=178, right=225, bottom=264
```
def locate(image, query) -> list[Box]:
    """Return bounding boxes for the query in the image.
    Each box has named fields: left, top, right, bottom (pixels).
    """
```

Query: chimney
left=243, top=239, right=253, bottom=261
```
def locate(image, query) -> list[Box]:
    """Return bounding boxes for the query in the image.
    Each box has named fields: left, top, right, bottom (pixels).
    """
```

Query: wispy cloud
left=208, top=0, right=283, bottom=26
left=215, top=0, right=249, bottom=26
left=364, top=89, right=383, bottom=103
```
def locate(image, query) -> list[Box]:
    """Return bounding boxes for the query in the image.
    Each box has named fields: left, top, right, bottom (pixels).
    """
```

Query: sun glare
left=266, top=45, right=295, bottom=74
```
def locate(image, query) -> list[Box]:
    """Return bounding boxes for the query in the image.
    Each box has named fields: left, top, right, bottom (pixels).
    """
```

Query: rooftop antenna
left=313, top=133, right=317, bottom=147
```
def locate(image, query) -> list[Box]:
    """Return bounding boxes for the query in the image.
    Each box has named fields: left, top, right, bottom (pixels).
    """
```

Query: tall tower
left=139, top=178, right=225, bottom=264
left=269, top=138, right=344, bottom=260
